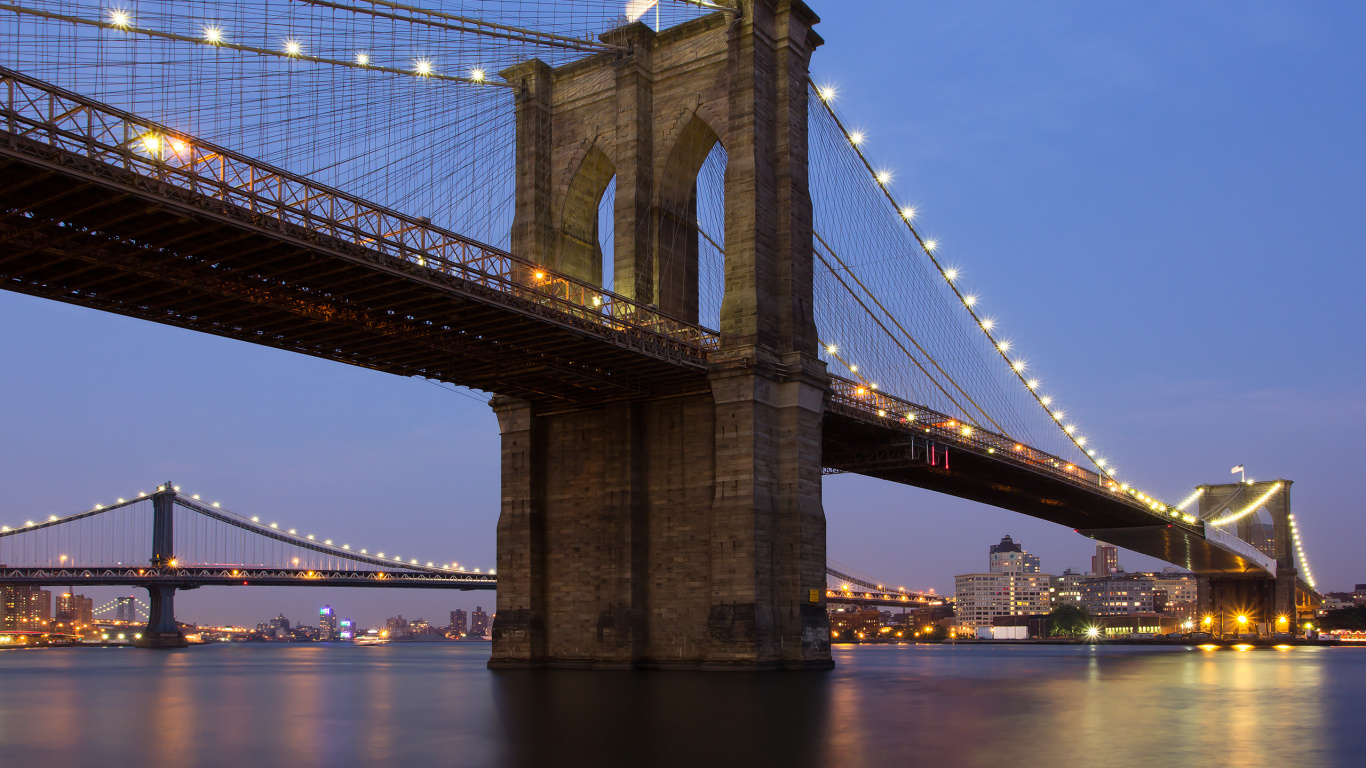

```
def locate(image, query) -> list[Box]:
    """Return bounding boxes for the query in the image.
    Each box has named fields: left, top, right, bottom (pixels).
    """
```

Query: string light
left=202, top=25, right=223, bottom=44
left=108, top=8, right=130, bottom=28
left=875, top=170, right=892, bottom=185
left=818, top=85, right=837, bottom=102
left=1175, top=488, right=1204, bottom=512
left=413, top=58, right=434, bottom=76
left=470, top=68, right=486, bottom=83
left=284, top=39, right=302, bottom=56
left=1209, top=482, right=1282, bottom=527
left=355, top=52, right=369, bottom=66
left=899, top=206, right=916, bottom=220
left=810, top=82, right=1161, bottom=495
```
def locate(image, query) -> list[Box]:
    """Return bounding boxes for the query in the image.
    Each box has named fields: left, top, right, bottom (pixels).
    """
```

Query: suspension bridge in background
left=0, top=0, right=1320, bottom=666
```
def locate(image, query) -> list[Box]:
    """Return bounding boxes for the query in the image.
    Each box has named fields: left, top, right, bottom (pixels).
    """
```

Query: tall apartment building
left=470, top=606, right=490, bottom=638
left=1091, top=544, right=1119, bottom=577
left=2, top=584, right=34, bottom=631
left=54, top=592, right=94, bottom=636
left=450, top=609, right=468, bottom=638
left=955, top=536, right=1052, bottom=630
left=319, top=606, right=338, bottom=641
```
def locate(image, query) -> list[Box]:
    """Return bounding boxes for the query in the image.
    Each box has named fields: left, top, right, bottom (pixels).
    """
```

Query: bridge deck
left=0, top=567, right=498, bottom=590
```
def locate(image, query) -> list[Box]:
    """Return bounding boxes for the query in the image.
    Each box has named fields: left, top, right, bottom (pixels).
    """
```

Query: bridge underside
left=822, top=414, right=1271, bottom=576
left=0, top=138, right=708, bottom=407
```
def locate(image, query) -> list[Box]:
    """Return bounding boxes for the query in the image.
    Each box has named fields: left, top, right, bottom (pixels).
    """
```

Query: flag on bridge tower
left=1231, top=465, right=1244, bottom=474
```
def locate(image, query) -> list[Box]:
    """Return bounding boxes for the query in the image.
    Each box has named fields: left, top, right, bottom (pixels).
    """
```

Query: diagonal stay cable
left=815, top=231, right=1013, bottom=438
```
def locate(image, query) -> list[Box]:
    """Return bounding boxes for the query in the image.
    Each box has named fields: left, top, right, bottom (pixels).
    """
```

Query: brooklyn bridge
left=0, top=0, right=1320, bottom=666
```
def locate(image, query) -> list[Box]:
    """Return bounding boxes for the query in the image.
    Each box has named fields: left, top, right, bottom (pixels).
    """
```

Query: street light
left=1085, top=626, right=1100, bottom=641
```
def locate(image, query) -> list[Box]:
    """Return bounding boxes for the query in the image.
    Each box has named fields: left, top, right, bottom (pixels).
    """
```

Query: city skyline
left=2, top=1, right=1363, bottom=622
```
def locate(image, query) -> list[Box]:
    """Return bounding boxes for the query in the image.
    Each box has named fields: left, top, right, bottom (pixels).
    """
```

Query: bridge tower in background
left=136, top=484, right=188, bottom=648
left=491, top=0, right=831, bottom=669
left=1196, top=479, right=1314, bottom=631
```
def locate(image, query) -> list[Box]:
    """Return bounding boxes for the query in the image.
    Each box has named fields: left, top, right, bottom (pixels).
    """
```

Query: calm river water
left=1, top=642, right=1361, bottom=767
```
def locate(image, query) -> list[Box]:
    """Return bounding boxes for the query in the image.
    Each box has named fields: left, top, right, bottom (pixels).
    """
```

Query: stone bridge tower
left=1196, top=480, right=1315, bottom=628
left=490, top=0, right=831, bottom=669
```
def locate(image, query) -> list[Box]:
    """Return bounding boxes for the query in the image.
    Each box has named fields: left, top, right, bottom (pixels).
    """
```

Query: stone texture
left=491, top=0, right=831, bottom=670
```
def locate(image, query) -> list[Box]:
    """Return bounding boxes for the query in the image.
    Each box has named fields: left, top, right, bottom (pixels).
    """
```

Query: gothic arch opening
left=557, top=144, right=616, bottom=287
left=651, top=114, right=723, bottom=325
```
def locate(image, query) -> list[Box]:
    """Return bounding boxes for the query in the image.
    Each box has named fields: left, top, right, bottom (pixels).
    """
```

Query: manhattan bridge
left=0, top=0, right=1320, bottom=665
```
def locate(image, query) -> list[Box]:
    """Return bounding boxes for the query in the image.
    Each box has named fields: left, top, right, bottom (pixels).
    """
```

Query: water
left=1, top=643, right=1362, bottom=767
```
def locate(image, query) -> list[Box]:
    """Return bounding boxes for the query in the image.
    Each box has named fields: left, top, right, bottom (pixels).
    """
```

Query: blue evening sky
left=1, top=1, right=1362, bottom=627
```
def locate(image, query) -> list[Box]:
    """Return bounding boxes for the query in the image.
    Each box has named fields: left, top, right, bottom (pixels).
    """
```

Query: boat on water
left=354, top=631, right=388, bottom=646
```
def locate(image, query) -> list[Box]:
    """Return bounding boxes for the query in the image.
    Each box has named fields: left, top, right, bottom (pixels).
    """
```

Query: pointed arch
left=651, top=113, right=722, bottom=323
left=556, top=143, right=616, bottom=286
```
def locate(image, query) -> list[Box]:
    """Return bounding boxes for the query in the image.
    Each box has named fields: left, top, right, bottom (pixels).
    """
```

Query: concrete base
left=134, top=630, right=188, bottom=648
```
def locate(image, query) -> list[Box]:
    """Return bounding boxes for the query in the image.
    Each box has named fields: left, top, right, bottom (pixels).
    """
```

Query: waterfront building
left=955, top=536, right=1052, bottom=631
left=829, top=608, right=883, bottom=640
left=1050, top=569, right=1085, bottom=608
left=54, top=592, right=94, bottom=636
left=386, top=615, right=410, bottom=637
left=1082, top=575, right=1156, bottom=616
left=450, top=609, right=468, bottom=638
left=319, top=606, right=338, bottom=641
left=1, top=584, right=33, bottom=631
left=470, top=607, right=490, bottom=638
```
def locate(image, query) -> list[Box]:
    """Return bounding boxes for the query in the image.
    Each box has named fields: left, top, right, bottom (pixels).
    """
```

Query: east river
left=1, top=642, right=1361, bottom=767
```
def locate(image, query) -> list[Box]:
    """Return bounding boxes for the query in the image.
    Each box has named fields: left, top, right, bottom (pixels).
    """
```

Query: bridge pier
left=136, top=583, right=188, bottom=648
left=135, top=484, right=187, bottom=648
left=491, top=1, right=831, bottom=670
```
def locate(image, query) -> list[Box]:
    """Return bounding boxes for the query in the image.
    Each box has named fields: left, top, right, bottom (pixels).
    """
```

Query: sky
left=2, top=1, right=1364, bottom=628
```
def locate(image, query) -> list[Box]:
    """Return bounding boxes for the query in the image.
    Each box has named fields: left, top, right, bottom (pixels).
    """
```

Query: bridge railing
left=826, top=376, right=1196, bottom=526
left=0, top=66, right=719, bottom=363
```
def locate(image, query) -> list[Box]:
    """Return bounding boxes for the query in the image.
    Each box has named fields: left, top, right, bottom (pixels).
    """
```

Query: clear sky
left=1, top=1, right=1362, bottom=627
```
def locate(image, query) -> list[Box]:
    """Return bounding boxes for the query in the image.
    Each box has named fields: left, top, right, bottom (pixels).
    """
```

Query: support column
left=138, top=485, right=187, bottom=648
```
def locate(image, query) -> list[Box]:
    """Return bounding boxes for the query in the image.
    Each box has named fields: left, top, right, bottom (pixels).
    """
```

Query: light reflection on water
left=0, top=643, right=1360, bottom=767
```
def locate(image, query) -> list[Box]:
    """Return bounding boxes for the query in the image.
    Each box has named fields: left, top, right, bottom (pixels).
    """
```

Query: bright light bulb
left=414, top=58, right=433, bottom=76
left=355, top=52, right=370, bottom=66
left=470, top=68, right=486, bottom=83
left=875, top=170, right=892, bottom=185
left=825, top=344, right=838, bottom=354
left=900, top=205, right=916, bottom=220
left=981, top=319, right=995, bottom=331
left=284, top=39, right=302, bottom=56
left=1051, top=410, right=1064, bottom=420
left=202, top=25, right=223, bottom=44
left=1026, top=378, right=1039, bottom=389
left=997, top=341, right=1011, bottom=353
left=818, top=85, right=836, bottom=102
left=109, top=9, right=130, bottom=28
left=964, top=295, right=978, bottom=307
left=1040, top=395, right=1052, bottom=405
left=1097, top=458, right=1107, bottom=467
left=943, top=267, right=956, bottom=280
left=924, top=239, right=938, bottom=253
left=1064, top=424, right=1077, bottom=434
left=1011, top=360, right=1026, bottom=372
left=849, top=365, right=857, bottom=372
left=849, top=131, right=865, bottom=146
left=1076, top=437, right=1086, bottom=446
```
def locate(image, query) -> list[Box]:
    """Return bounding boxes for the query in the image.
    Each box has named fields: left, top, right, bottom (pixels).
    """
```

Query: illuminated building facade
left=319, top=605, right=338, bottom=641
left=956, top=536, right=1052, bottom=630
left=469, top=607, right=489, bottom=638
